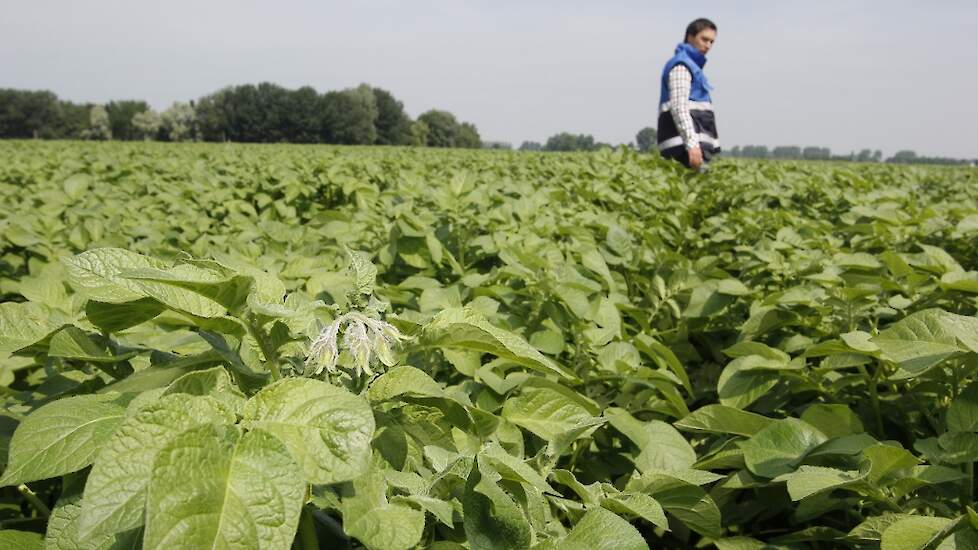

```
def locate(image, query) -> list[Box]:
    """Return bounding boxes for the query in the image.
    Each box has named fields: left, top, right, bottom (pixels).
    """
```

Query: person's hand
left=688, top=146, right=704, bottom=170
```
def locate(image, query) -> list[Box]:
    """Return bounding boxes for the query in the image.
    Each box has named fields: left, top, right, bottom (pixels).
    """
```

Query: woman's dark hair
left=685, top=18, right=717, bottom=41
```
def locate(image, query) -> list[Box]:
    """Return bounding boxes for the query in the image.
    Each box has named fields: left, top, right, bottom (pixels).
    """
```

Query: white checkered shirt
left=667, top=65, right=698, bottom=150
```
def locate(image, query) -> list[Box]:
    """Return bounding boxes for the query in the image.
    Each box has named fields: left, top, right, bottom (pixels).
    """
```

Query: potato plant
left=0, top=141, right=977, bottom=549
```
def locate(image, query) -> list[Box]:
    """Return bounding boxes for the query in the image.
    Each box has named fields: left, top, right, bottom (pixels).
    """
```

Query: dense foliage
left=0, top=86, right=482, bottom=148
left=1, top=141, right=978, bottom=549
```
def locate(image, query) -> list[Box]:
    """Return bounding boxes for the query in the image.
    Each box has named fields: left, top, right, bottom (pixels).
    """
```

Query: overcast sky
left=2, top=1, right=977, bottom=158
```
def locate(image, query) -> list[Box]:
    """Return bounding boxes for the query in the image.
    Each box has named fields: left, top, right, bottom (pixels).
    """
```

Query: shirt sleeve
left=667, top=65, right=699, bottom=150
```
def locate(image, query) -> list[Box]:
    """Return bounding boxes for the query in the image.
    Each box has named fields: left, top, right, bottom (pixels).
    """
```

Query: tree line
left=728, top=145, right=974, bottom=165
left=0, top=84, right=481, bottom=148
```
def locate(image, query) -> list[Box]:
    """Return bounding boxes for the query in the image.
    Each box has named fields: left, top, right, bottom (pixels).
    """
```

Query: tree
left=161, top=102, right=197, bottom=141
left=132, top=109, right=161, bottom=140
left=544, top=132, right=595, bottom=152
left=519, top=141, right=543, bottom=151
left=106, top=100, right=150, bottom=140
left=55, top=101, right=92, bottom=139
left=483, top=141, right=512, bottom=150
left=409, top=120, right=429, bottom=147
left=83, top=105, right=112, bottom=140
left=0, top=89, right=63, bottom=138
left=372, top=87, right=412, bottom=145
left=417, top=110, right=460, bottom=147
left=772, top=146, right=802, bottom=159
left=739, top=145, right=769, bottom=158
left=195, top=89, right=230, bottom=141
left=888, top=150, right=918, bottom=163
left=635, top=127, right=657, bottom=152
left=283, top=87, right=322, bottom=143
left=321, top=85, right=378, bottom=145
left=456, top=122, right=481, bottom=148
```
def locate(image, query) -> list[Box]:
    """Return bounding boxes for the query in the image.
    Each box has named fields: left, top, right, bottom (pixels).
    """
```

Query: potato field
left=2, top=140, right=978, bottom=549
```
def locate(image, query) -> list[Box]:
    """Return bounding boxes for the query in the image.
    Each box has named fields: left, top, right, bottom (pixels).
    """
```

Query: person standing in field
left=657, top=18, right=720, bottom=171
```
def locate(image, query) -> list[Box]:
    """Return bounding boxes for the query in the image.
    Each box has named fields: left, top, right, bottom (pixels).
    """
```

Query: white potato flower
left=306, top=311, right=409, bottom=376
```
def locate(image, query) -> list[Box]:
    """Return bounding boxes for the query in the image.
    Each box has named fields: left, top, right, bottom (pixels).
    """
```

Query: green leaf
left=501, top=386, right=595, bottom=442
left=848, top=513, right=916, bottom=542
left=368, top=365, right=444, bottom=402
left=45, top=474, right=140, bottom=550
left=717, top=356, right=780, bottom=409
left=145, top=425, right=304, bottom=549
left=607, top=409, right=696, bottom=472
left=675, top=405, right=773, bottom=437
left=559, top=507, right=648, bottom=550
left=0, top=530, right=42, bottom=550
left=0, top=301, right=61, bottom=353
left=242, top=377, right=375, bottom=484
left=481, top=442, right=555, bottom=495
left=421, top=307, right=575, bottom=379
left=880, top=516, right=954, bottom=550
left=600, top=493, right=669, bottom=531
left=63, top=248, right=228, bottom=318
left=85, top=298, right=165, bottom=333
left=77, top=395, right=235, bottom=539
left=48, top=326, right=137, bottom=363
left=774, top=465, right=867, bottom=501
left=739, top=418, right=828, bottom=478
left=0, top=394, right=128, bottom=486
left=800, top=404, right=865, bottom=438
left=627, top=473, right=722, bottom=538
left=347, top=248, right=377, bottom=296
left=863, top=443, right=920, bottom=484
left=872, top=309, right=978, bottom=380
left=341, top=470, right=426, bottom=550
left=162, top=366, right=247, bottom=415
left=948, top=381, right=978, bottom=432
left=463, top=455, right=532, bottom=550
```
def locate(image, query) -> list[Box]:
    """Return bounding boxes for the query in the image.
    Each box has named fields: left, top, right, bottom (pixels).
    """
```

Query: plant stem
left=17, top=484, right=50, bottom=518
left=858, top=363, right=884, bottom=436
left=297, top=505, right=318, bottom=550
left=965, top=462, right=975, bottom=511
left=247, top=316, right=282, bottom=381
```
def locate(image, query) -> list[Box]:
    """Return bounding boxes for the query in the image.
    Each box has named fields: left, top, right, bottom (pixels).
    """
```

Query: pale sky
left=2, top=1, right=977, bottom=158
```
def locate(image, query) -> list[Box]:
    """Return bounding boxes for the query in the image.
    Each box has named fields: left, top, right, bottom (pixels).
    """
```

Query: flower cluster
left=305, top=311, right=409, bottom=376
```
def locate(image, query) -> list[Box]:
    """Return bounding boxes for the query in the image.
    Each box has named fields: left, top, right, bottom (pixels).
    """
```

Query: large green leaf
left=340, top=469, right=426, bottom=550
left=675, top=405, right=773, bottom=437
left=947, top=381, right=978, bottom=432
left=145, top=425, right=304, bottom=549
left=85, top=298, right=166, bottom=333
left=63, top=248, right=228, bottom=318
left=607, top=409, right=696, bottom=472
left=0, top=530, right=43, bottom=550
left=462, top=455, right=532, bottom=550
left=501, top=386, right=595, bottom=442
left=77, top=395, right=234, bottom=539
left=0, top=394, right=128, bottom=486
left=739, top=418, right=827, bottom=478
left=774, top=465, right=867, bottom=501
left=880, top=516, right=954, bottom=550
left=717, top=356, right=780, bottom=409
left=421, top=307, right=575, bottom=379
left=559, top=507, right=648, bottom=550
left=368, top=365, right=443, bottom=402
left=0, top=301, right=62, bottom=353
left=873, top=309, right=978, bottom=380
left=242, top=378, right=374, bottom=484
left=47, top=326, right=137, bottom=363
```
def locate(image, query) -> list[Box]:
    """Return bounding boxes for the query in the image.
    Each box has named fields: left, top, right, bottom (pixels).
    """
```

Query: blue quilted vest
left=659, top=42, right=712, bottom=106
